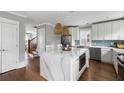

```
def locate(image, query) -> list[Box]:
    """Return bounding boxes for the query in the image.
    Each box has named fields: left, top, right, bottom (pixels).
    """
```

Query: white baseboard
left=16, top=61, right=27, bottom=69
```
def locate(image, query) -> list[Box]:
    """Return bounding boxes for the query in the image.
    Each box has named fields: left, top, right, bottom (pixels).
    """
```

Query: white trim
left=5, top=11, right=27, bottom=18
left=16, top=61, right=27, bottom=69
left=36, top=23, right=54, bottom=27
left=0, top=17, right=19, bottom=25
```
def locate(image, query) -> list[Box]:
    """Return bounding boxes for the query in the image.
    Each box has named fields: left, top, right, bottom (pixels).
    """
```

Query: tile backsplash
left=92, top=40, right=124, bottom=47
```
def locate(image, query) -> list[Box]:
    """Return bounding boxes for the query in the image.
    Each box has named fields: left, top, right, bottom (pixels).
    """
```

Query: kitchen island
left=40, top=48, right=89, bottom=81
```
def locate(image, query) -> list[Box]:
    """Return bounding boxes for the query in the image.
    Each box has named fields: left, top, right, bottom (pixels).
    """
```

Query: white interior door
left=0, top=23, right=2, bottom=73
left=1, top=22, right=17, bottom=73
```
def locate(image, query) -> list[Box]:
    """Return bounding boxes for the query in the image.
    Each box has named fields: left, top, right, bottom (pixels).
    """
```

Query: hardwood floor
left=79, top=60, right=117, bottom=81
left=0, top=55, right=117, bottom=81
left=0, top=55, right=46, bottom=81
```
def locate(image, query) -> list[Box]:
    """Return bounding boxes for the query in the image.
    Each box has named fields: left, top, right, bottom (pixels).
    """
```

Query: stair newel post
left=28, top=40, right=31, bottom=53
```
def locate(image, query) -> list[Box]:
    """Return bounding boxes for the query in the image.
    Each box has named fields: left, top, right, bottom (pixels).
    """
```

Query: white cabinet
left=119, top=20, right=124, bottom=40
left=69, top=27, right=80, bottom=46
left=92, top=23, right=105, bottom=40
left=91, top=19, right=124, bottom=41
left=104, top=22, right=112, bottom=40
left=112, top=50, right=118, bottom=74
left=80, top=28, right=91, bottom=46
left=111, top=20, right=120, bottom=40
left=91, top=24, right=98, bottom=40
left=101, top=48, right=112, bottom=64
left=98, top=23, right=105, bottom=40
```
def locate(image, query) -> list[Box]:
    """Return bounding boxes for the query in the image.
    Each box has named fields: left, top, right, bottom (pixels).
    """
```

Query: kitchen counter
left=112, top=48, right=124, bottom=54
left=89, top=46, right=124, bottom=53
left=40, top=48, right=89, bottom=81
left=90, top=46, right=112, bottom=49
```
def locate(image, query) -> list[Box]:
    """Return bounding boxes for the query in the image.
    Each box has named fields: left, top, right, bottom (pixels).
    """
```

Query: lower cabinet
left=101, top=48, right=112, bottom=64
left=112, top=50, right=118, bottom=74
left=89, top=47, right=112, bottom=64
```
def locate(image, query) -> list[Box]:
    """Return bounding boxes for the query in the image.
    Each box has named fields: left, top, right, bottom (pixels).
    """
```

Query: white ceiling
left=13, top=11, right=124, bottom=26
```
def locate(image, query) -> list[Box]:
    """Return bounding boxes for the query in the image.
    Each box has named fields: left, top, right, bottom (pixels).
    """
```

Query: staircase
left=27, top=36, right=39, bottom=57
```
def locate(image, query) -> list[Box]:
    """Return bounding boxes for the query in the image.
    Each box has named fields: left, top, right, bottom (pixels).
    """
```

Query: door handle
left=2, top=49, right=8, bottom=51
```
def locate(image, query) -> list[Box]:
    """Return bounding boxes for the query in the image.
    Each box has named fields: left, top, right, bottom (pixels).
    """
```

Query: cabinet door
left=119, top=20, right=124, bottom=40
left=91, top=24, right=98, bottom=40
left=104, top=22, right=112, bottom=40
left=98, top=23, right=105, bottom=40
left=73, top=58, right=79, bottom=80
left=112, top=20, right=120, bottom=40
left=0, top=23, right=1, bottom=73
left=69, top=27, right=80, bottom=46
left=101, top=49, right=112, bottom=64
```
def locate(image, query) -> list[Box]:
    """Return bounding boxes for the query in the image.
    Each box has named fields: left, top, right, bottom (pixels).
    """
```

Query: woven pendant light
left=54, top=23, right=62, bottom=35
left=63, top=26, right=69, bottom=35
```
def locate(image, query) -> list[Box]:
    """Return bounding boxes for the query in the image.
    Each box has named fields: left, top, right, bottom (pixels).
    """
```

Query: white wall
left=26, top=24, right=37, bottom=38
left=0, top=11, right=26, bottom=63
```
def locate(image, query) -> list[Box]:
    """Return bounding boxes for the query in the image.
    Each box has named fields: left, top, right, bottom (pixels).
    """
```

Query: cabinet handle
left=118, top=61, right=124, bottom=67
left=2, top=49, right=8, bottom=51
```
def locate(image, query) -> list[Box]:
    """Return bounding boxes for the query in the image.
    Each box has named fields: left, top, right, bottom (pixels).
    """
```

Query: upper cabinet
left=119, top=20, right=124, bottom=40
left=98, top=23, right=105, bottom=40
left=111, top=20, right=120, bottom=40
left=104, top=22, right=112, bottom=40
left=91, top=19, right=124, bottom=40
left=91, top=24, right=98, bottom=40
left=68, top=27, right=80, bottom=46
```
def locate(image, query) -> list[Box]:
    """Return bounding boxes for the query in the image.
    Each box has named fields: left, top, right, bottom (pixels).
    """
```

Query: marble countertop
left=44, top=48, right=88, bottom=62
left=90, top=46, right=112, bottom=49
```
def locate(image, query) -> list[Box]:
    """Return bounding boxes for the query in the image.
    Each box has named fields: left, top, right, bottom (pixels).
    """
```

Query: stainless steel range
left=117, top=54, right=124, bottom=80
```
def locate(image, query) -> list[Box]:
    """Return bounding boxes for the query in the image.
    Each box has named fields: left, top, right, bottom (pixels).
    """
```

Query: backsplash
left=92, top=40, right=124, bottom=47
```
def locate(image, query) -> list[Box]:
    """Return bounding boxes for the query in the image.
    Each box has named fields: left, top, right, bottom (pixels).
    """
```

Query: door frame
left=0, top=17, right=19, bottom=72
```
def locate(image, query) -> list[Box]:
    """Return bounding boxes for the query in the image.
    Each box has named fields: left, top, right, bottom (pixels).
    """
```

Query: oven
left=79, top=53, right=86, bottom=71
left=117, top=54, right=124, bottom=80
